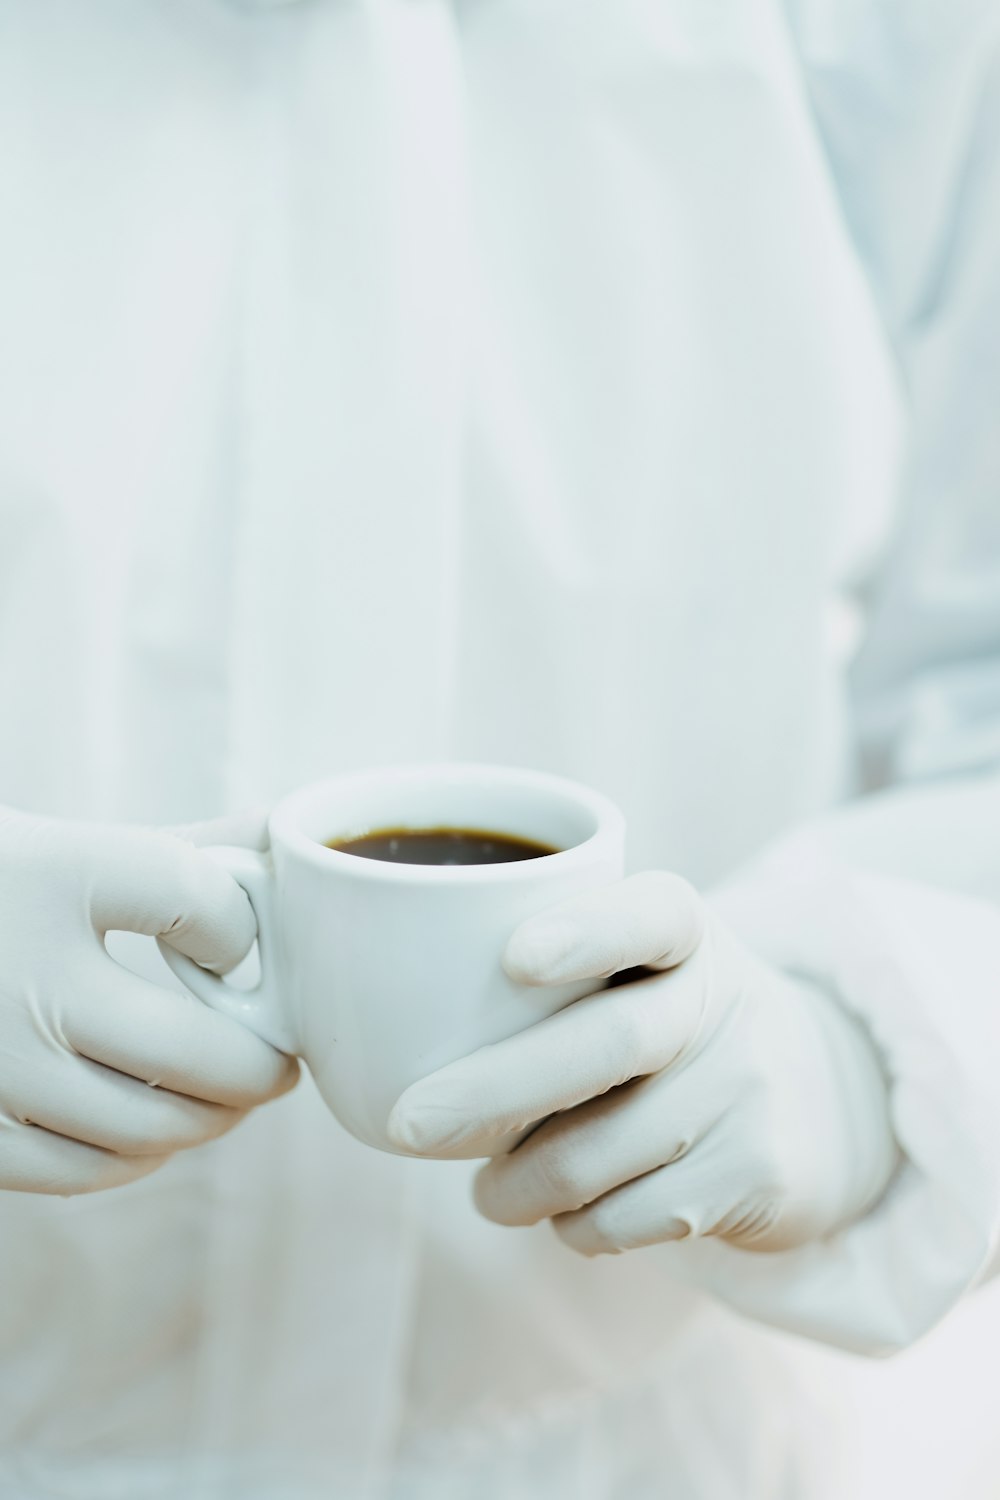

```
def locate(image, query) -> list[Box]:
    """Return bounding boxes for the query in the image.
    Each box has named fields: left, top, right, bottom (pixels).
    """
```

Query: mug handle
left=158, top=845, right=297, bottom=1055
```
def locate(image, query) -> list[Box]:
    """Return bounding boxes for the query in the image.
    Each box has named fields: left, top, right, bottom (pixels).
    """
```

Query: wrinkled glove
left=0, top=806, right=297, bottom=1195
left=389, top=872, right=898, bottom=1255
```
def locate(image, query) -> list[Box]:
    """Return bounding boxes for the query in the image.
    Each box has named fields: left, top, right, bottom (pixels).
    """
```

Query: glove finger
left=474, top=1060, right=717, bottom=1227
left=7, top=1052, right=249, bottom=1157
left=503, top=872, right=705, bottom=987
left=552, top=1156, right=704, bottom=1257
left=64, top=957, right=299, bottom=1108
left=552, top=1131, right=770, bottom=1256
left=388, top=966, right=707, bottom=1156
left=86, top=827, right=257, bottom=973
left=0, top=1117, right=169, bottom=1196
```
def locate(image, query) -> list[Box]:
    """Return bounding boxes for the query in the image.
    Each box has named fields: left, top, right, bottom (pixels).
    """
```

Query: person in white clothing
left=2, top=2, right=1000, bottom=1497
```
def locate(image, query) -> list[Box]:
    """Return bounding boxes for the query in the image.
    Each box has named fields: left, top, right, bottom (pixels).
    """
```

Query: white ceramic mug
left=162, top=763, right=626, bottom=1156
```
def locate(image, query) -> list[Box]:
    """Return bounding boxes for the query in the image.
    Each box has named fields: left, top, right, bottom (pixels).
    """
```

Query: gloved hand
left=389, top=873, right=898, bottom=1255
left=0, top=805, right=298, bottom=1196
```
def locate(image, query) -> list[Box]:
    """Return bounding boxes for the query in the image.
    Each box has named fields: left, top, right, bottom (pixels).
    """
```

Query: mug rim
left=268, top=762, right=625, bottom=884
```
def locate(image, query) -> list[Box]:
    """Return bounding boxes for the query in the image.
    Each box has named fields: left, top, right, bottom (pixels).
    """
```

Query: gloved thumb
left=504, top=871, right=705, bottom=986
left=167, top=806, right=270, bottom=852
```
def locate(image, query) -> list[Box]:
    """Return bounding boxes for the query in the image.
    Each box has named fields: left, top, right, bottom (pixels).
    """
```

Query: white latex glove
left=389, top=873, right=898, bottom=1256
left=0, top=805, right=298, bottom=1195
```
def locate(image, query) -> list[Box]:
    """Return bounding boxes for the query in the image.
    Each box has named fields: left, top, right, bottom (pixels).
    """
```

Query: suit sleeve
left=662, top=2, right=1000, bottom=1355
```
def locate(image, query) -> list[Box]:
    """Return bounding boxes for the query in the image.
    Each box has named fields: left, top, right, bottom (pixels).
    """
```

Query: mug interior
left=277, top=766, right=606, bottom=862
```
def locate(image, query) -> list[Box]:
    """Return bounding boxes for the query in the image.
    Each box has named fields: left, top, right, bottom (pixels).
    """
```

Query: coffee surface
left=327, top=826, right=558, bottom=866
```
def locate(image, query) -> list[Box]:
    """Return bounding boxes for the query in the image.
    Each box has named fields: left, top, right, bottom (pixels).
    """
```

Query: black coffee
left=327, top=826, right=558, bottom=866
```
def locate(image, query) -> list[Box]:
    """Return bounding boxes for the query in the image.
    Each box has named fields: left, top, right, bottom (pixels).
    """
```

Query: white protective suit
left=2, top=1, right=1000, bottom=1497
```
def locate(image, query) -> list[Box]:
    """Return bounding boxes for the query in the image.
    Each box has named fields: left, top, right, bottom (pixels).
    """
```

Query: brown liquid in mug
left=326, top=826, right=559, bottom=866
